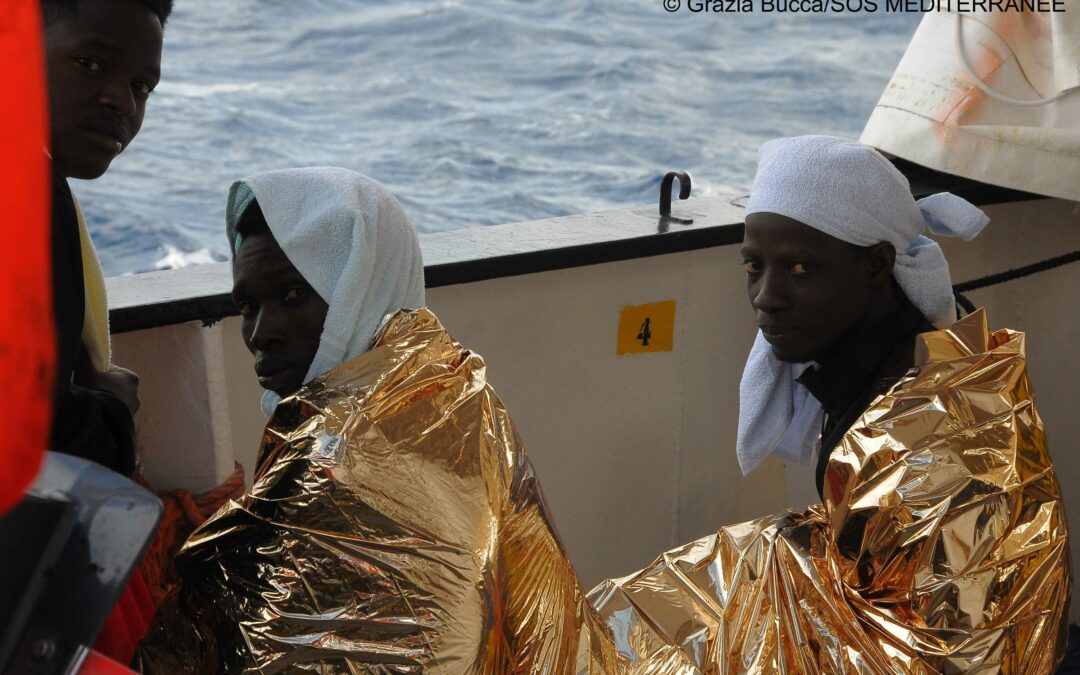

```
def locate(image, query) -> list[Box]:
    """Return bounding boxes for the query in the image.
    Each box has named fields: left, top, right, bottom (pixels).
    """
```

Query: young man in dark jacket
left=43, top=0, right=171, bottom=475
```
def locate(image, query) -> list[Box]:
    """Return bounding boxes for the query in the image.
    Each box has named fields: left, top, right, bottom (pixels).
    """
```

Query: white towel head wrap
left=736, top=136, right=988, bottom=475
left=226, top=167, right=426, bottom=415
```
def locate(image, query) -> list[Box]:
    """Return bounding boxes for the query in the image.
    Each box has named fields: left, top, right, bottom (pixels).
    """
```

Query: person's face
left=742, top=212, right=879, bottom=363
left=44, top=0, right=163, bottom=179
left=232, top=232, right=329, bottom=398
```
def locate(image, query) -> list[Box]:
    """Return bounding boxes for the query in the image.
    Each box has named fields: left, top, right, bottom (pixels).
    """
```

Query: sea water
left=70, top=0, right=922, bottom=276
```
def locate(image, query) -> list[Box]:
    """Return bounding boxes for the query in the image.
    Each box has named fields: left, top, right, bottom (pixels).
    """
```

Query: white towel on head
left=735, top=136, right=988, bottom=476
left=745, top=136, right=987, bottom=328
left=225, top=167, right=425, bottom=415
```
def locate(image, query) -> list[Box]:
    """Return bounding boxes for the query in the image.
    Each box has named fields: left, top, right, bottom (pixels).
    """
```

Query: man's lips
left=760, top=325, right=799, bottom=337
left=257, top=370, right=294, bottom=390
left=82, top=123, right=127, bottom=153
left=254, top=357, right=294, bottom=388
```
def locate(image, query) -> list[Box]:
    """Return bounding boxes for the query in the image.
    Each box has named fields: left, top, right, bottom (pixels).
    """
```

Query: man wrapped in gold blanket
left=586, top=137, right=1069, bottom=673
left=135, top=167, right=618, bottom=672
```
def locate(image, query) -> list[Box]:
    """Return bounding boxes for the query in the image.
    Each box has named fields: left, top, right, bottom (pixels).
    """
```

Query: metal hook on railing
left=659, top=171, right=693, bottom=226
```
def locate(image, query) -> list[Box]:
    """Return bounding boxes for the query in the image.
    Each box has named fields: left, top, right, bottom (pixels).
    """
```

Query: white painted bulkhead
left=110, top=196, right=1080, bottom=613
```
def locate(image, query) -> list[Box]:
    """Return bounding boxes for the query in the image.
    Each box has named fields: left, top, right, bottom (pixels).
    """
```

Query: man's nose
left=751, top=270, right=791, bottom=315
left=100, top=76, right=137, bottom=117
left=248, top=308, right=285, bottom=351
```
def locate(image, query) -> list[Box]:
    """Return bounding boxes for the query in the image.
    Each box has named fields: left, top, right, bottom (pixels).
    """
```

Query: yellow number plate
left=617, top=301, right=676, bottom=355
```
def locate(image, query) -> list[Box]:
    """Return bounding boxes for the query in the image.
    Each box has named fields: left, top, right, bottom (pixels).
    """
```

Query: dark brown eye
left=74, top=57, right=104, bottom=73
left=790, top=262, right=814, bottom=275
left=237, top=301, right=257, bottom=317
left=283, top=288, right=306, bottom=304
left=743, top=261, right=761, bottom=274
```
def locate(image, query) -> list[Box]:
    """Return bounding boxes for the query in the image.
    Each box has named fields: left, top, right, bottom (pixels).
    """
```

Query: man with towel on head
left=588, top=136, right=1071, bottom=672
left=735, top=135, right=986, bottom=494
left=136, top=167, right=619, bottom=673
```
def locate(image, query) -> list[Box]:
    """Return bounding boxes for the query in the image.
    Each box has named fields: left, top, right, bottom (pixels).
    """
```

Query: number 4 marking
left=637, top=318, right=652, bottom=346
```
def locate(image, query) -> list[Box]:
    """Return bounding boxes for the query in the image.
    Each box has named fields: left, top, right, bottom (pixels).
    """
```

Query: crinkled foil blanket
left=137, top=309, right=1069, bottom=673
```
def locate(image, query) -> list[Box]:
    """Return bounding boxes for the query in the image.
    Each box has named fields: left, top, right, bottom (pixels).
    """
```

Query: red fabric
left=93, top=569, right=157, bottom=665
left=92, top=466, right=246, bottom=663
left=133, top=463, right=246, bottom=606
left=78, top=649, right=136, bottom=675
left=0, top=0, right=53, bottom=515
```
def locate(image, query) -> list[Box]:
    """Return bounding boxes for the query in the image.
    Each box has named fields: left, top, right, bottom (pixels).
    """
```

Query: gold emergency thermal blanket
left=136, top=309, right=618, bottom=673
left=588, top=310, right=1071, bottom=673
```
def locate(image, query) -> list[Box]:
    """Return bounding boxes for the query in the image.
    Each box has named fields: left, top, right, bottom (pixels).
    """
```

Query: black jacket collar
left=796, top=296, right=930, bottom=420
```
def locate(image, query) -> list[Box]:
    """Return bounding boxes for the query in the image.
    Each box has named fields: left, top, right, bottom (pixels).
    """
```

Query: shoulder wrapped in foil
left=589, top=310, right=1071, bottom=673
left=136, top=309, right=619, bottom=673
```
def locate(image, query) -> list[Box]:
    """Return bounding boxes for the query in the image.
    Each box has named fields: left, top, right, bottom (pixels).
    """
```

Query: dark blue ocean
left=71, top=0, right=923, bottom=276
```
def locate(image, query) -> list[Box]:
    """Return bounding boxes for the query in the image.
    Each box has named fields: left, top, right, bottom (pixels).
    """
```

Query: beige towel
left=71, top=191, right=111, bottom=371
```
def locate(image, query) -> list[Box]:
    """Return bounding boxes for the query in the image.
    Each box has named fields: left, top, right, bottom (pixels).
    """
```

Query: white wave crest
left=154, top=244, right=217, bottom=270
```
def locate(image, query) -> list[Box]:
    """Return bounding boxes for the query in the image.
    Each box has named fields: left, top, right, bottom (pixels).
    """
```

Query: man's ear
left=866, top=242, right=896, bottom=287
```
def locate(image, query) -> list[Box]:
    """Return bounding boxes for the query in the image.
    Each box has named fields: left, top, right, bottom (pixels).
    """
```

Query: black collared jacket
left=50, top=168, right=135, bottom=475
